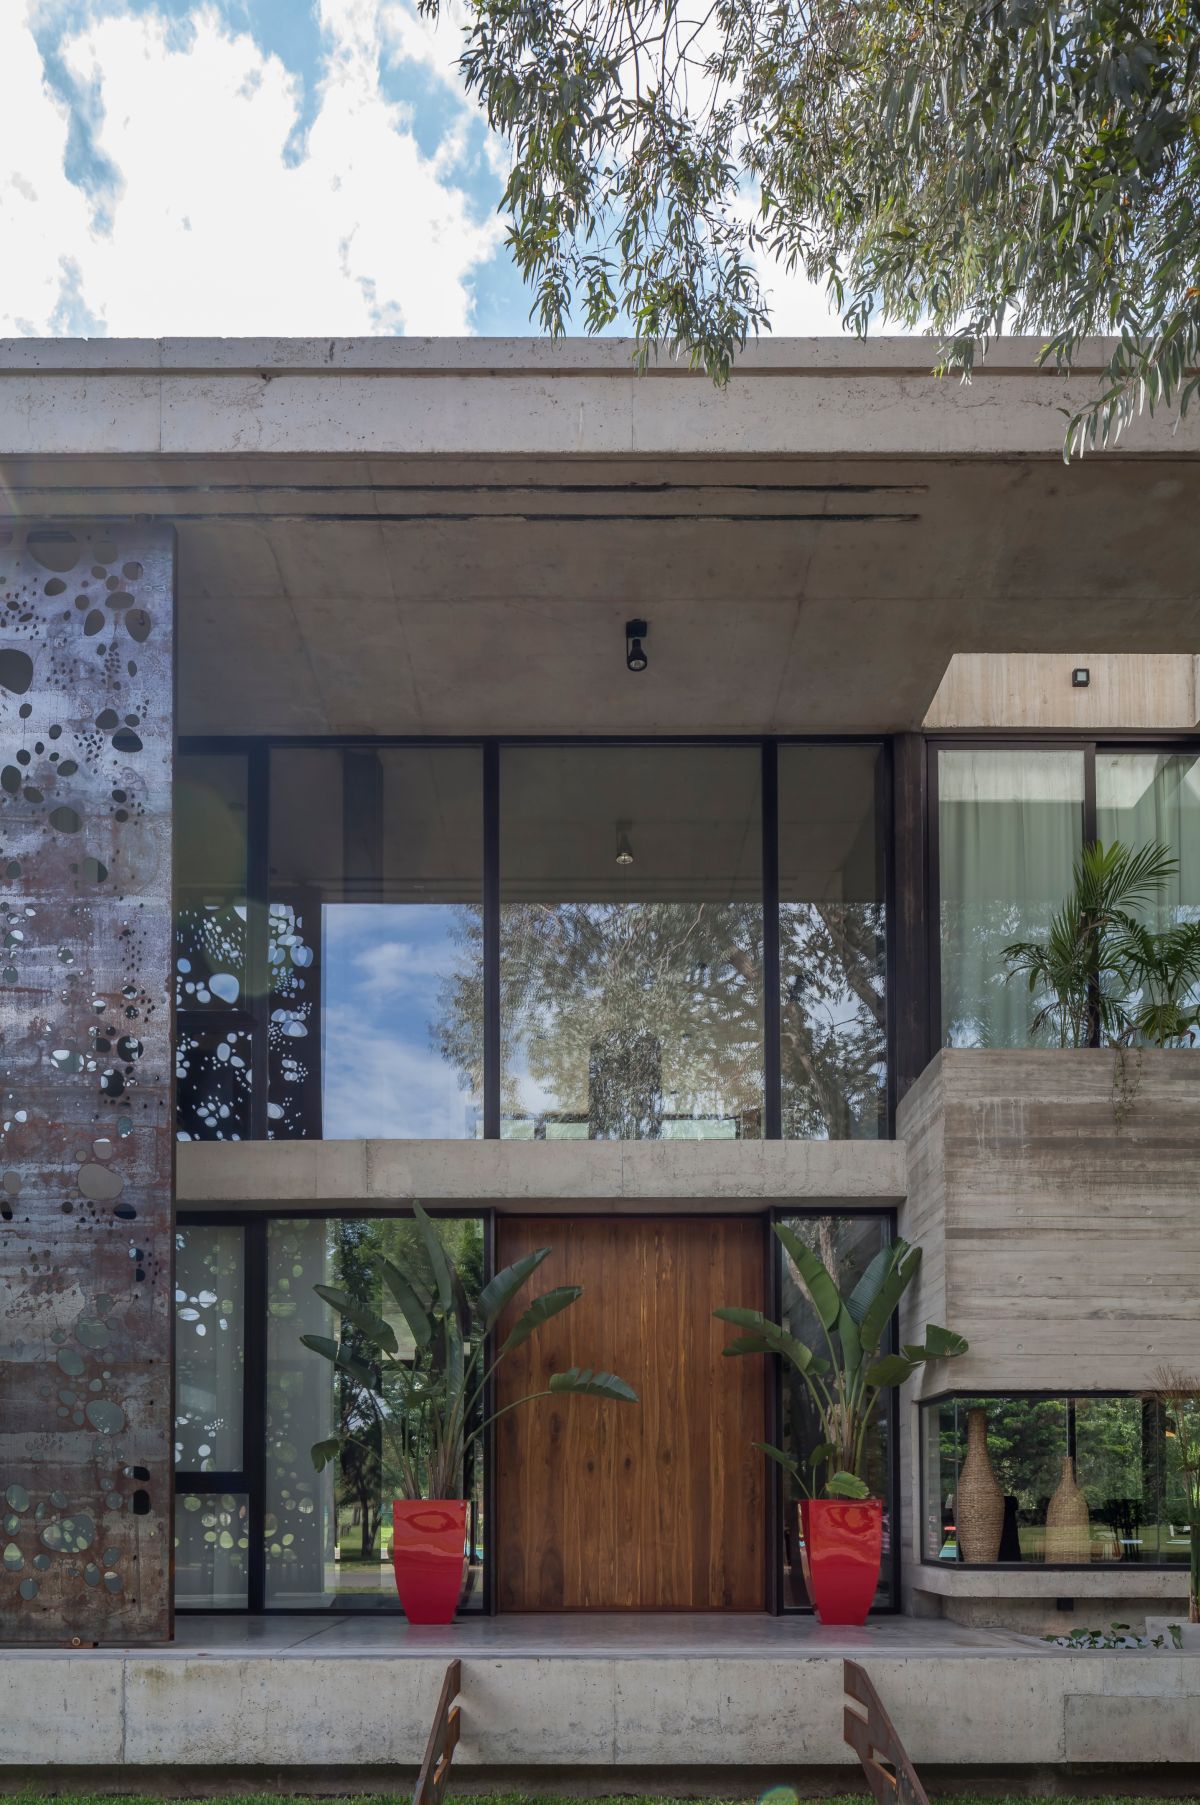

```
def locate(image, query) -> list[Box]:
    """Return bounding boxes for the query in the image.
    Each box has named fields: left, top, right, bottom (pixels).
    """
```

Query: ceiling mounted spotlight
left=615, top=822, right=634, bottom=866
left=625, top=618, right=649, bottom=673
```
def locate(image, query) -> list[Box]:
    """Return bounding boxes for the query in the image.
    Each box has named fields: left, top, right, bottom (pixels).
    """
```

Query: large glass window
left=776, top=1213, right=895, bottom=1610
left=1097, top=751, right=1200, bottom=928
left=177, top=739, right=895, bottom=1142
left=173, top=1212, right=487, bottom=1614
left=922, top=1394, right=1189, bottom=1567
left=779, top=746, right=886, bottom=1138
left=938, top=749, right=1085, bottom=1046
left=499, top=745, right=764, bottom=1139
left=268, top=748, right=484, bottom=1138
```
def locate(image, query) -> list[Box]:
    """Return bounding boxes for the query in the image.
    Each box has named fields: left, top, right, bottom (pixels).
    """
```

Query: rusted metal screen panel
left=0, top=522, right=174, bottom=1644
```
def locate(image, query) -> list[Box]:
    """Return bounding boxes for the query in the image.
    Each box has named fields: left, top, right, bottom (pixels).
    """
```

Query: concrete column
left=0, top=522, right=174, bottom=1644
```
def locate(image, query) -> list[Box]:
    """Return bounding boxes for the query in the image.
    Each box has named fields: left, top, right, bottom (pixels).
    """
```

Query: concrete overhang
left=2, top=335, right=1197, bottom=735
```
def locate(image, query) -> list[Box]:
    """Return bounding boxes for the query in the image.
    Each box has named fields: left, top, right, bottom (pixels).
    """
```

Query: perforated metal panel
left=0, top=522, right=174, bottom=1643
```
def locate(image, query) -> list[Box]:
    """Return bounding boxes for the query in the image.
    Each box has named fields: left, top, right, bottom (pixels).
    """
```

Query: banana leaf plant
left=301, top=1203, right=637, bottom=1498
left=716, top=1228, right=967, bottom=1500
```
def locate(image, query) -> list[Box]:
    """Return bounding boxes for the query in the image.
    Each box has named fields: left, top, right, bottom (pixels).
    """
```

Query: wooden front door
left=495, top=1215, right=766, bottom=1610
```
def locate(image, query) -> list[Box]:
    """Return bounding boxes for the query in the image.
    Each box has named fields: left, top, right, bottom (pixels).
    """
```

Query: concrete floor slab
left=2, top=1615, right=1198, bottom=1771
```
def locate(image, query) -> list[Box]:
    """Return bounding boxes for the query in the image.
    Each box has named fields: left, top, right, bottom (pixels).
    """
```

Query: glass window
left=264, top=1215, right=486, bottom=1611
left=268, top=748, right=484, bottom=1138
left=176, top=754, right=250, bottom=1014
left=174, top=1492, right=250, bottom=1608
left=939, top=749, right=1085, bottom=1046
left=1097, top=751, right=1200, bottom=928
left=175, top=1225, right=244, bottom=1472
left=500, top=745, right=764, bottom=1139
left=921, top=1395, right=1186, bottom=1565
left=779, top=745, right=886, bottom=1138
left=777, top=1214, right=894, bottom=1609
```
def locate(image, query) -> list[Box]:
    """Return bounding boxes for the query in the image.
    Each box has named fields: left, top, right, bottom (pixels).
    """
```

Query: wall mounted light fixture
left=625, top=618, right=648, bottom=673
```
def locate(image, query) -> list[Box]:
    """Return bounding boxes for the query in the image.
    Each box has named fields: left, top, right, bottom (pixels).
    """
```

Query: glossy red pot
left=800, top=1496, right=883, bottom=1626
left=392, top=1499, right=468, bottom=1624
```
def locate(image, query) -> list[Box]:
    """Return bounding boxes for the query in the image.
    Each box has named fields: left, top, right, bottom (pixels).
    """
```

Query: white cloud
left=2, top=0, right=504, bottom=337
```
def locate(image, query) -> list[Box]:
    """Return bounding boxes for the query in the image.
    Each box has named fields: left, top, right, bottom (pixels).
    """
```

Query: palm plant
left=301, top=1204, right=636, bottom=1498
left=1003, top=840, right=1200, bottom=1047
left=716, top=1228, right=967, bottom=1500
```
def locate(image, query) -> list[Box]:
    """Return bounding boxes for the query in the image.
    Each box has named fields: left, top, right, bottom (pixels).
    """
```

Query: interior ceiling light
left=625, top=618, right=649, bottom=673
left=615, top=823, right=634, bottom=866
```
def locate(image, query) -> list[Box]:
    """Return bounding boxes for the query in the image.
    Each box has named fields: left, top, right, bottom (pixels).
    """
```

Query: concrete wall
left=896, top=1048, right=1200, bottom=1627
left=3, top=1642, right=1200, bottom=1771
left=177, top=1136, right=906, bottom=1211
left=896, top=1047, right=1200, bottom=1393
left=924, top=653, right=1200, bottom=730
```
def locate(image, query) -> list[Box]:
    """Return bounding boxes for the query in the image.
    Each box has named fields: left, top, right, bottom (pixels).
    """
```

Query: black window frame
left=767, top=1205, right=901, bottom=1616
left=917, top=1388, right=1187, bottom=1571
left=927, top=733, right=1200, bottom=1053
left=177, top=734, right=895, bottom=1142
left=174, top=1206, right=495, bottom=1615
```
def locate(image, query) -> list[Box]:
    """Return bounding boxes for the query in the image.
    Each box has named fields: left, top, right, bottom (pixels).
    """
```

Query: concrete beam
left=1, top=336, right=1198, bottom=459
left=176, top=1137, right=907, bottom=1210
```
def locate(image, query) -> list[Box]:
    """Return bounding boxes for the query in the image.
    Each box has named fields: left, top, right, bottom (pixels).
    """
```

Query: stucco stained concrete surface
left=176, top=1138, right=907, bottom=1209
left=5, top=338, right=1200, bottom=738
left=3, top=1616, right=1199, bottom=1770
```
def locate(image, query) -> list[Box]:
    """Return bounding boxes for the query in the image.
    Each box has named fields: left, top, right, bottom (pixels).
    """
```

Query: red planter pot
left=391, top=1499, right=468, bottom=1624
left=800, top=1496, right=883, bottom=1626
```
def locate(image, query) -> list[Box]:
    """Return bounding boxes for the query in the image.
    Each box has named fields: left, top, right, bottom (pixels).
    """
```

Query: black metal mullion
left=483, top=742, right=500, bottom=1140
left=761, top=742, right=782, bottom=1141
left=246, top=744, right=271, bottom=1140
left=243, top=1216, right=269, bottom=1613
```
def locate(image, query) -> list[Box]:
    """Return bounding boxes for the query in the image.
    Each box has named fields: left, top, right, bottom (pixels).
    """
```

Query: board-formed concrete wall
left=896, top=1047, right=1200, bottom=1627
left=0, top=522, right=174, bottom=1644
left=897, top=1047, right=1200, bottom=1393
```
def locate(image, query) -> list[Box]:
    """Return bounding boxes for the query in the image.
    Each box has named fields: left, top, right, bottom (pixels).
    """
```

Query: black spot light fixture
left=625, top=618, right=649, bottom=673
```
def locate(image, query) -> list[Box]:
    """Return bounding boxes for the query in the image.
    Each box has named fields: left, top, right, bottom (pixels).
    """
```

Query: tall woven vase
left=1045, top=1457, right=1091, bottom=1563
left=957, top=1407, right=1004, bottom=1562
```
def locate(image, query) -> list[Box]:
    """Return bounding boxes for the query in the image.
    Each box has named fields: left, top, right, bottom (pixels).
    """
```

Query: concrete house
left=1, top=336, right=1199, bottom=1781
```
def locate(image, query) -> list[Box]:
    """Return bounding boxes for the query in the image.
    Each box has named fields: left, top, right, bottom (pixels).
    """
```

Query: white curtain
left=939, top=750, right=1085, bottom=1046
left=1096, top=752, right=1200, bottom=928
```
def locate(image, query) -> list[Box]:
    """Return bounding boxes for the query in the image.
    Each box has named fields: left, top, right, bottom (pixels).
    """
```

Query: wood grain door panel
left=495, top=1216, right=765, bottom=1611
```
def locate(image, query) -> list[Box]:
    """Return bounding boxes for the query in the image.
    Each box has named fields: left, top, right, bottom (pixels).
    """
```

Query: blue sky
left=4, top=0, right=842, bottom=338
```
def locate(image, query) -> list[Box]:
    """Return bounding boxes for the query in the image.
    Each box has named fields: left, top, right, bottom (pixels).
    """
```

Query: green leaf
left=413, top=1202, right=455, bottom=1314
left=548, top=1367, right=637, bottom=1402
left=755, top=1441, right=802, bottom=1483
left=773, top=1225, right=839, bottom=1329
left=863, top=1354, right=916, bottom=1389
left=300, top=1333, right=340, bottom=1365
left=477, top=1246, right=552, bottom=1330
left=859, top=1244, right=921, bottom=1355
left=499, top=1285, right=582, bottom=1356
left=721, top=1334, right=772, bottom=1356
left=714, top=1305, right=819, bottom=1373
left=837, top=1304, right=862, bottom=1379
left=310, top=1437, right=341, bottom=1473
left=806, top=1441, right=837, bottom=1468
left=824, top=1470, right=871, bottom=1500
left=845, top=1243, right=898, bottom=1325
left=919, top=1323, right=969, bottom=1360
left=335, top=1347, right=378, bottom=1389
left=314, top=1285, right=398, bottom=1355
left=378, top=1258, right=432, bottom=1350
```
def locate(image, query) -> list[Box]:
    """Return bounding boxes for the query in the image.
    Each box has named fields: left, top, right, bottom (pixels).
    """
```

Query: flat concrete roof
left=2, top=337, right=1198, bottom=733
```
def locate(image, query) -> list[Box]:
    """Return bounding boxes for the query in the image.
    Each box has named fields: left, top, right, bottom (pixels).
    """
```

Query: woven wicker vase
left=1045, top=1456, right=1091, bottom=1563
left=957, top=1407, right=1004, bottom=1562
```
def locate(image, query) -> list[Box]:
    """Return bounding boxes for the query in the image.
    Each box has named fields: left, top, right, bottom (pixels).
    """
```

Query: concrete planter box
left=897, top=1047, right=1200, bottom=1394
